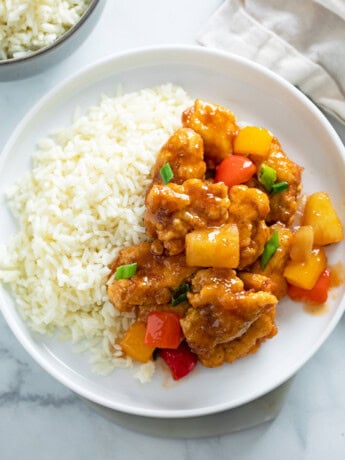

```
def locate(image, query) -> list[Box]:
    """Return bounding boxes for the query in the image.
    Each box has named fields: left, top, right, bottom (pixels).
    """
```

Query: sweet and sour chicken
left=107, top=99, right=343, bottom=380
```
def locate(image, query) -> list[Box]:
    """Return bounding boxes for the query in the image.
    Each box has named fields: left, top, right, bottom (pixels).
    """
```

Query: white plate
left=1, top=46, right=345, bottom=418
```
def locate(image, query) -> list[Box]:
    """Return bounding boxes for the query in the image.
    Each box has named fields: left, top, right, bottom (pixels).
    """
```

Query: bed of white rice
left=0, top=84, right=193, bottom=381
left=0, top=0, right=90, bottom=60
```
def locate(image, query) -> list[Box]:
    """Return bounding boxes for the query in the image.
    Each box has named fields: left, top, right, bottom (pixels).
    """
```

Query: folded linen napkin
left=198, top=0, right=345, bottom=124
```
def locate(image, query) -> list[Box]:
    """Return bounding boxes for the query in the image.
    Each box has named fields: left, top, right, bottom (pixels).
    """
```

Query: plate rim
left=1, top=44, right=345, bottom=418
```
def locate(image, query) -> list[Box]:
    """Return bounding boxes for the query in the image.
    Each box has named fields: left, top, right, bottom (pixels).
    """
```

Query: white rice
left=0, top=0, right=90, bottom=60
left=0, top=84, right=193, bottom=379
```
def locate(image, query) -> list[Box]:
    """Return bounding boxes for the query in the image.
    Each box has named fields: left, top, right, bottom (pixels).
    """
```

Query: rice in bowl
left=0, top=84, right=193, bottom=382
left=0, top=0, right=91, bottom=60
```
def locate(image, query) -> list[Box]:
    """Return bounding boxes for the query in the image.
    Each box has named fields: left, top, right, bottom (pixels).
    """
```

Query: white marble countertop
left=1, top=1, right=345, bottom=458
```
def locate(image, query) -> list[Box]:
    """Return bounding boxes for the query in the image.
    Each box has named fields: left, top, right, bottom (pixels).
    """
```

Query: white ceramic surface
left=1, top=46, right=344, bottom=418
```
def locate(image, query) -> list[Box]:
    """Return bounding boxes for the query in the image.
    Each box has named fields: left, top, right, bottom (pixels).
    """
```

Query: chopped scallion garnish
left=171, top=283, right=190, bottom=306
left=261, top=231, right=279, bottom=269
left=271, top=181, right=289, bottom=194
left=115, top=262, right=138, bottom=280
left=160, top=162, right=174, bottom=184
left=258, top=164, right=277, bottom=192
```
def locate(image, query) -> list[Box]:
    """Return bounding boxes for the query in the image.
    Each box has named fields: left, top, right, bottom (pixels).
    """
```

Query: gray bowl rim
left=0, top=0, right=100, bottom=66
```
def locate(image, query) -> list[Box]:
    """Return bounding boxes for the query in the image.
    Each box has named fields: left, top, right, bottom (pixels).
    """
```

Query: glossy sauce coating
left=107, top=99, right=319, bottom=369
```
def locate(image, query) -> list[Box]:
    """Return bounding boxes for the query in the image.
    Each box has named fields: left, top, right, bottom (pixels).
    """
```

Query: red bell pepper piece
left=160, top=341, right=198, bottom=380
left=215, top=155, right=256, bottom=188
left=287, top=268, right=330, bottom=304
left=144, top=311, right=182, bottom=349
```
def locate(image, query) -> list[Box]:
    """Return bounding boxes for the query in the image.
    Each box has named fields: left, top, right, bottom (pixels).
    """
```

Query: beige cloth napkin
left=198, top=0, right=345, bottom=123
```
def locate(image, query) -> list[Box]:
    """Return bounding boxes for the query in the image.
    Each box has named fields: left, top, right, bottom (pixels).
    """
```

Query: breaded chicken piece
left=145, top=179, right=230, bottom=255
left=151, top=127, right=206, bottom=186
left=228, top=185, right=270, bottom=269
left=238, top=272, right=277, bottom=294
left=265, top=139, right=303, bottom=225
left=223, top=308, right=277, bottom=364
left=198, top=308, right=277, bottom=367
left=251, top=223, right=293, bottom=299
left=249, top=138, right=303, bottom=226
left=180, top=268, right=278, bottom=366
left=107, top=242, right=196, bottom=312
left=186, top=267, right=244, bottom=307
left=182, top=99, right=239, bottom=168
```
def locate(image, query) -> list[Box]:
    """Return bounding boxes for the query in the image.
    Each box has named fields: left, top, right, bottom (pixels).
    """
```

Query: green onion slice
left=115, top=262, right=138, bottom=280
left=271, top=181, right=289, bottom=194
left=261, top=231, right=279, bottom=269
left=160, top=162, right=174, bottom=184
left=171, top=283, right=190, bottom=306
left=258, top=164, right=277, bottom=192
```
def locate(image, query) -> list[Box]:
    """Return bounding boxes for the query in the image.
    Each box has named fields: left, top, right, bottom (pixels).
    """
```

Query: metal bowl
left=0, top=0, right=104, bottom=81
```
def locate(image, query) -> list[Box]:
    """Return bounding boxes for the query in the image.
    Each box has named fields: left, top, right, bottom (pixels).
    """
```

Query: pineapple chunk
left=289, top=225, right=314, bottom=262
left=302, top=192, right=343, bottom=246
left=233, top=126, right=273, bottom=158
left=284, top=247, right=327, bottom=289
left=120, top=321, right=155, bottom=363
left=185, top=224, right=239, bottom=268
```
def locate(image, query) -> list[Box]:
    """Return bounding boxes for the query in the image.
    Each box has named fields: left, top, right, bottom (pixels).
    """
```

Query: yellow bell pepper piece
left=302, top=192, right=343, bottom=246
left=284, top=247, right=327, bottom=289
left=185, top=223, right=239, bottom=268
left=120, top=321, right=155, bottom=363
left=233, top=126, right=273, bottom=158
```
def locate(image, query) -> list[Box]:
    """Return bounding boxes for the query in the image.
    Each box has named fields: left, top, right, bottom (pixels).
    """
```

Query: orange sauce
left=303, top=301, right=328, bottom=316
left=329, top=261, right=345, bottom=288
